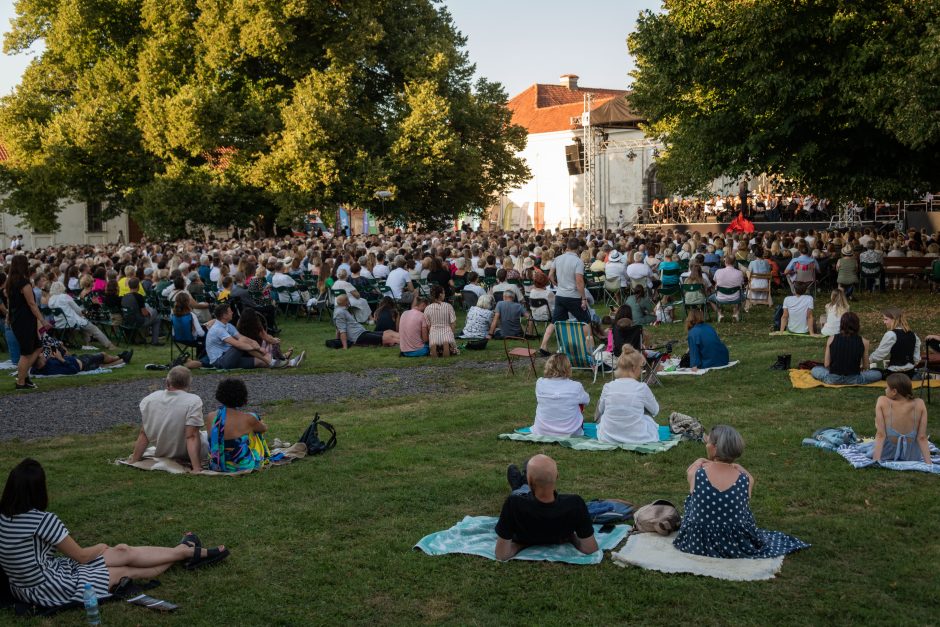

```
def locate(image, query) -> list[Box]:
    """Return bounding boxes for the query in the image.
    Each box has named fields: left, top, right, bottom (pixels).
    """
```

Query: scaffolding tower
left=581, top=93, right=598, bottom=229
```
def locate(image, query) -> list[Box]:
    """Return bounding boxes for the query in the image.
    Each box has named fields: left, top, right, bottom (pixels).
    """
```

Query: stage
left=632, top=219, right=879, bottom=236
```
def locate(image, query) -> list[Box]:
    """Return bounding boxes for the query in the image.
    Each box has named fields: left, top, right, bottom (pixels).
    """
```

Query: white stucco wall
left=500, top=127, right=650, bottom=230
left=0, top=197, right=129, bottom=249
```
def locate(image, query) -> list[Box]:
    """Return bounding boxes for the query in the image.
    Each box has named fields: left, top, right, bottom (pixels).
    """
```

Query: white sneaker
left=289, top=350, right=306, bottom=368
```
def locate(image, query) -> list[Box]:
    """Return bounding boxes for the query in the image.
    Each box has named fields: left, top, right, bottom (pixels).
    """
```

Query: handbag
left=669, top=411, right=704, bottom=441
left=298, top=413, right=337, bottom=455
left=632, top=499, right=681, bottom=535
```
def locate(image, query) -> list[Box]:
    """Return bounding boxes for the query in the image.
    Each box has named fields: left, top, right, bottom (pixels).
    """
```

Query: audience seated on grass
left=399, top=296, right=430, bottom=357
left=425, top=285, right=458, bottom=357
left=818, top=289, right=850, bottom=337
left=530, top=354, right=589, bottom=437
left=372, top=297, right=399, bottom=333
left=459, top=294, right=493, bottom=343
left=858, top=374, right=931, bottom=464
left=810, top=312, right=881, bottom=385
left=496, top=455, right=598, bottom=561
left=208, top=378, right=274, bottom=473
left=673, top=426, right=810, bottom=559
left=31, top=335, right=131, bottom=377
left=206, top=303, right=288, bottom=369
left=333, top=294, right=399, bottom=349
left=779, top=282, right=815, bottom=335
left=129, top=366, right=206, bottom=473
left=237, top=306, right=301, bottom=366
left=595, top=347, right=660, bottom=445
left=0, top=459, right=228, bottom=609
left=685, top=309, right=730, bottom=370
left=870, top=307, right=921, bottom=379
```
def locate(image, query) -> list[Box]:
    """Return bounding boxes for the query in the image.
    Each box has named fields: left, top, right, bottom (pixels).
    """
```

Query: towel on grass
left=415, top=515, right=629, bottom=564
left=657, top=359, right=739, bottom=376
left=499, top=423, right=681, bottom=453
left=611, top=532, right=784, bottom=581
left=789, top=369, right=940, bottom=389
left=117, top=442, right=307, bottom=476
left=835, top=444, right=940, bottom=475
left=0, top=360, right=15, bottom=370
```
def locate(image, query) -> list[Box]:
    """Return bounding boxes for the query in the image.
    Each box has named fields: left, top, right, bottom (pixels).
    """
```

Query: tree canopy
left=628, top=0, right=940, bottom=201
left=0, top=0, right=529, bottom=237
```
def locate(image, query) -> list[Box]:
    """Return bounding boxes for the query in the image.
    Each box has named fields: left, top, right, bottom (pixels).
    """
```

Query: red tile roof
left=0, top=143, right=9, bottom=162
left=508, top=83, right=629, bottom=134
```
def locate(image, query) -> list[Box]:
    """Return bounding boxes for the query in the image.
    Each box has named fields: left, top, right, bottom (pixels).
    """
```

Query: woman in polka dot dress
left=673, top=425, right=810, bottom=558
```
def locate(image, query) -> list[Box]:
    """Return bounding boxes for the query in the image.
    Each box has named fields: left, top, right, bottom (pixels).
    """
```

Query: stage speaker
left=565, top=142, right=583, bottom=176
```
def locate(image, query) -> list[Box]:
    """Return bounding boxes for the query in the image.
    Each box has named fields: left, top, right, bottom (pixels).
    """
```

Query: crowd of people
left=0, top=219, right=936, bottom=609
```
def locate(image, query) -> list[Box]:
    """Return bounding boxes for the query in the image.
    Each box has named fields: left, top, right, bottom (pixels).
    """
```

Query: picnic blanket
left=12, top=362, right=127, bottom=378
left=498, top=423, right=681, bottom=453
left=769, top=331, right=824, bottom=338
left=0, top=360, right=15, bottom=370
left=657, top=359, right=739, bottom=376
left=789, top=368, right=940, bottom=389
left=611, top=532, right=785, bottom=581
left=834, top=444, right=940, bottom=475
left=415, top=515, right=629, bottom=564
left=117, top=441, right=307, bottom=476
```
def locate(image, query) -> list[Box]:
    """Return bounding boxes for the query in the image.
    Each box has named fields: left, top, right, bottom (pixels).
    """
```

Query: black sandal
left=178, top=532, right=201, bottom=548
left=185, top=545, right=230, bottom=570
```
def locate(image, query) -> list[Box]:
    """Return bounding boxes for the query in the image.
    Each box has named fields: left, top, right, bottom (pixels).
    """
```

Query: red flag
left=727, top=211, right=755, bottom=234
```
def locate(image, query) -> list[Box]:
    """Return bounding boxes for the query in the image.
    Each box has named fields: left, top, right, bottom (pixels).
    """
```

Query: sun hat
left=841, top=245, right=853, bottom=256
left=608, top=250, right=623, bottom=263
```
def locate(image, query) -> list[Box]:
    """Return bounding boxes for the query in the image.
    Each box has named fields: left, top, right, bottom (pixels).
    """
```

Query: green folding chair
left=553, top=320, right=609, bottom=383
left=680, top=283, right=708, bottom=319
left=715, top=285, right=745, bottom=320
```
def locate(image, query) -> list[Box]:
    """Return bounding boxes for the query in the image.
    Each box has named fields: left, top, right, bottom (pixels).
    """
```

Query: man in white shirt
left=129, top=366, right=206, bottom=473
left=371, top=252, right=390, bottom=279
left=271, top=262, right=300, bottom=303
left=779, top=282, right=815, bottom=334
left=385, top=255, right=415, bottom=303
left=626, top=251, right=654, bottom=288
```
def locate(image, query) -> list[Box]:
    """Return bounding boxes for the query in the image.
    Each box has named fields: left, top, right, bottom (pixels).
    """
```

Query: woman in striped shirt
left=0, top=459, right=229, bottom=608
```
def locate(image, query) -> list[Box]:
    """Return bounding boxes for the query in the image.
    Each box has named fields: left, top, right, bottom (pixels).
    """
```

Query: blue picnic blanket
left=414, top=515, right=629, bottom=564
left=836, top=444, right=940, bottom=475
left=499, top=423, right=681, bottom=453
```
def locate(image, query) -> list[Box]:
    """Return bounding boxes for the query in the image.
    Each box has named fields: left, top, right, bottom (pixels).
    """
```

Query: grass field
left=1, top=290, right=938, bottom=626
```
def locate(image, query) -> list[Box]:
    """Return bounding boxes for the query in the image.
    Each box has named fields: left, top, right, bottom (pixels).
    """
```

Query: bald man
left=494, top=454, right=598, bottom=561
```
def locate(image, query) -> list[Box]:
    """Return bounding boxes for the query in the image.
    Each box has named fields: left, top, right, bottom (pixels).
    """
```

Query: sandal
left=178, top=532, right=201, bottom=548
left=185, top=545, right=230, bottom=570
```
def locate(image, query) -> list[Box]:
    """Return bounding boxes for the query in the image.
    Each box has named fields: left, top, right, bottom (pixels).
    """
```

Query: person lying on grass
left=673, top=426, right=810, bottom=559
left=530, top=354, right=589, bottom=437
left=595, top=347, right=660, bottom=445
left=858, top=373, right=931, bottom=464
left=30, top=334, right=132, bottom=376
left=496, top=454, right=598, bottom=561
left=0, top=458, right=228, bottom=609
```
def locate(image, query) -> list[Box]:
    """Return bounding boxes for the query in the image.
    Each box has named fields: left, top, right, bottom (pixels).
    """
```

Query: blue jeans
left=401, top=345, right=430, bottom=357
left=811, top=366, right=881, bottom=385
left=1, top=322, right=20, bottom=364
left=511, top=485, right=531, bottom=497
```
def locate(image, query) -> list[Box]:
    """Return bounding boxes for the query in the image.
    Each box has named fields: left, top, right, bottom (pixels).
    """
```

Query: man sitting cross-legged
left=129, top=365, right=207, bottom=474
left=495, top=454, right=598, bottom=561
left=205, top=303, right=287, bottom=369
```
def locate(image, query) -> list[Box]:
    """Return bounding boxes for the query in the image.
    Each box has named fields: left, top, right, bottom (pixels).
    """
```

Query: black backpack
left=299, top=413, right=337, bottom=455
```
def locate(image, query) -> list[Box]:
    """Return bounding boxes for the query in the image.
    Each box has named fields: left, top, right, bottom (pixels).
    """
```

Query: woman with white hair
left=47, top=282, right=116, bottom=349
left=332, top=268, right=372, bottom=323
left=460, top=293, right=494, bottom=340
left=673, top=425, right=810, bottom=558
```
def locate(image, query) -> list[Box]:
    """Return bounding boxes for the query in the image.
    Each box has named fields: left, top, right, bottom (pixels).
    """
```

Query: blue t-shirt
left=206, top=322, right=238, bottom=364
left=659, top=261, right=681, bottom=285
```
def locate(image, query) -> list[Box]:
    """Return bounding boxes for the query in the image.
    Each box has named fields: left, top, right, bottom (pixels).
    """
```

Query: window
left=86, top=200, right=103, bottom=232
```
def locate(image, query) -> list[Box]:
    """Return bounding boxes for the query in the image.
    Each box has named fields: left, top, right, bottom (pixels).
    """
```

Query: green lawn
left=2, top=291, right=938, bottom=625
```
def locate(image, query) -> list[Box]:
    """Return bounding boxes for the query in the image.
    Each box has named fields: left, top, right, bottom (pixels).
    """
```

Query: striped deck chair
left=554, top=320, right=609, bottom=383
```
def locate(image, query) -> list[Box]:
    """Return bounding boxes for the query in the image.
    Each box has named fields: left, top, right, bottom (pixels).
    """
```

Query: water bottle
left=83, top=583, right=100, bottom=625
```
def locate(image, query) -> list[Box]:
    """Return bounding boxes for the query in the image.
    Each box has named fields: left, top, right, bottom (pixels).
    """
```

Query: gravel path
left=0, top=362, right=505, bottom=441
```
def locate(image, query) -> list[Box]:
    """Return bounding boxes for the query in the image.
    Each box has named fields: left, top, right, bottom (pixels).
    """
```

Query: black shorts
left=354, top=331, right=384, bottom=346
left=77, top=353, right=105, bottom=371
left=552, top=296, right=591, bottom=324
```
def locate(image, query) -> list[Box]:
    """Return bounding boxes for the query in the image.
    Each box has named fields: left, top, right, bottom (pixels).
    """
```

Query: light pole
left=374, top=190, right=392, bottom=232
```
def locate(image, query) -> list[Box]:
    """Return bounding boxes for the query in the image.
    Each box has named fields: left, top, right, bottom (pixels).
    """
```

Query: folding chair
left=643, top=340, right=679, bottom=387
left=554, top=320, right=608, bottom=383
left=715, top=286, right=746, bottom=321
left=745, top=272, right=773, bottom=311
left=527, top=298, right=551, bottom=335
left=860, top=261, right=884, bottom=293
left=274, top=286, right=302, bottom=317
left=503, top=336, right=537, bottom=376
left=602, top=276, right=622, bottom=310
left=119, top=306, right=148, bottom=344
left=461, top=289, right=479, bottom=309
left=679, top=284, right=708, bottom=320
left=170, top=313, right=203, bottom=365
left=41, top=306, right=79, bottom=346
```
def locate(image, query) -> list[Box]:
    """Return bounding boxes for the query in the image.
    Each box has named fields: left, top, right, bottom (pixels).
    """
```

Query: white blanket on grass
left=657, top=360, right=739, bottom=376
left=611, top=532, right=784, bottom=580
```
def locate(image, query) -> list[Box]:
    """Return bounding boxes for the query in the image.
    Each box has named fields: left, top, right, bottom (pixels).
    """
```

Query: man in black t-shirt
left=494, top=454, right=597, bottom=561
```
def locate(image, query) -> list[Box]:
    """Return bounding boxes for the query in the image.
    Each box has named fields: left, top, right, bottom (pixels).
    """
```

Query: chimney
left=560, top=74, right=579, bottom=90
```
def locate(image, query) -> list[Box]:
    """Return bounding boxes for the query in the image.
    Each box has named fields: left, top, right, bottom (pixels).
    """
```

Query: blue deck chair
left=554, top=320, right=609, bottom=383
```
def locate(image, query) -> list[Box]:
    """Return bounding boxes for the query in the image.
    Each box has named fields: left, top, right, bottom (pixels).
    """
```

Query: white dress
left=595, top=378, right=660, bottom=444
left=531, top=377, right=590, bottom=437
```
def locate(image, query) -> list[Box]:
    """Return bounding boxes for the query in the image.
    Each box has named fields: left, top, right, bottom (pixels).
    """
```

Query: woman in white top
left=595, top=347, right=660, bottom=444
left=819, top=288, right=849, bottom=336
left=47, top=282, right=116, bottom=349
left=530, top=354, right=590, bottom=437
left=332, top=269, right=372, bottom=323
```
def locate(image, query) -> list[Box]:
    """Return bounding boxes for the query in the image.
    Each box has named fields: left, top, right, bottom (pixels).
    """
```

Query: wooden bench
left=882, top=256, right=933, bottom=278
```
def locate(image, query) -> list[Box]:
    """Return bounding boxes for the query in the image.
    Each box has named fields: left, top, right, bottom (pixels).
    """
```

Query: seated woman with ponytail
left=595, top=347, right=660, bottom=444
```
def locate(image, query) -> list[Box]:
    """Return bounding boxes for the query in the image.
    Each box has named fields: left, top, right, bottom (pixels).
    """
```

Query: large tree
left=0, top=0, right=528, bottom=237
left=628, top=0, right=940, bottom=201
